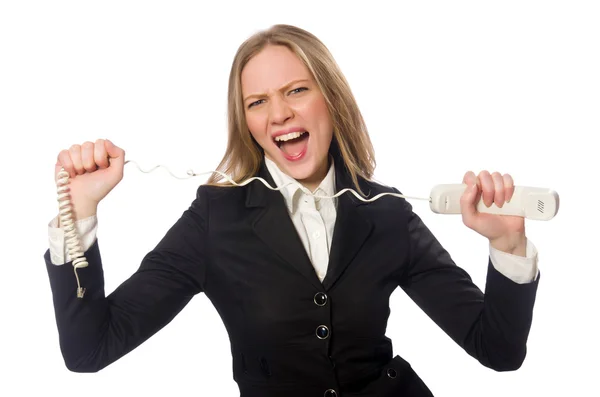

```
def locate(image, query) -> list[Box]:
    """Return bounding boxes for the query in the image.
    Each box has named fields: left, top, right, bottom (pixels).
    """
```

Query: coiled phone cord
left=57, top=160, right=431, bottom=298
left=56, top=167, right=88, bottom=298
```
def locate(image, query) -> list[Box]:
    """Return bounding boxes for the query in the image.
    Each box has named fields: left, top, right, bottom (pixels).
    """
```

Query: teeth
left=274, top=131, right=307, bottom=142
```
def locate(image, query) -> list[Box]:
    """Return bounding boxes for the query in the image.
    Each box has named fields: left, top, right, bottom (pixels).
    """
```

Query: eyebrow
left=243, top=79, right=310, bottom=103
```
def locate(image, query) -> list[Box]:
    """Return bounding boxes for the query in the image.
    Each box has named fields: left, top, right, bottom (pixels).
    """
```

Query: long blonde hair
left=206, top=24, right=376, bottom=194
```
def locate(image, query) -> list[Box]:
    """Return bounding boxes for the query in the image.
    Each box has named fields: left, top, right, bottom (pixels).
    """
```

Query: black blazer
left=44, top=153, right=540, bottom=397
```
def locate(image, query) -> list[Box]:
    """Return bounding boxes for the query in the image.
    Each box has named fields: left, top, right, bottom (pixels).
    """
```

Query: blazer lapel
left=246, top=162, right=323, bottom=290
left=322, top=159, right=374, bottom=291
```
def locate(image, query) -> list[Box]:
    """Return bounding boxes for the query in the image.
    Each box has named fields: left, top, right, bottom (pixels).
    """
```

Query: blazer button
left=324, top=389, right=337, bottom=397
left=314, top=292, right=327, bottom=306
left=316, top=325, right=330, bottom=339
left=387, top=368, right=397, bottom=378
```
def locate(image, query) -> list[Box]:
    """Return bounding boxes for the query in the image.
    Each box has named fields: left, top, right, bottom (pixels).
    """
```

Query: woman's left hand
left=460, top=170, right=527, bottom=256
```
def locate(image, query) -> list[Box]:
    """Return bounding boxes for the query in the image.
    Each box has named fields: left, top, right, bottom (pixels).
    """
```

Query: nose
left=269, top=95, right=293, bottom=125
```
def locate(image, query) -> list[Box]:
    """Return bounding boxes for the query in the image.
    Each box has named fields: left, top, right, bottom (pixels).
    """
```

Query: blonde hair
left=206, top=24, right=376, bottom=194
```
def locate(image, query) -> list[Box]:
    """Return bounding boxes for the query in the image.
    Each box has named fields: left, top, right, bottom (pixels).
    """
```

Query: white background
left=1, top=1, right=598, bottom=396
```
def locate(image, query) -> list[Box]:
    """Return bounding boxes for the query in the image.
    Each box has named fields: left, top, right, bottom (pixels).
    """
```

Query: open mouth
left=274, top=131, right=310, bottom=160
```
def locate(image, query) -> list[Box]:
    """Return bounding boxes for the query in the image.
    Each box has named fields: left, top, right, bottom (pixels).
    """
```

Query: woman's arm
left=44, top=186, right=210, bottom=372
left=397, top=197, right=540, bottom=371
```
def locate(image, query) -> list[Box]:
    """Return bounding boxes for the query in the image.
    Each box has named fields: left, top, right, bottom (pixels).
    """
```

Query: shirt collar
left=264, top=155, right=336, bottom=213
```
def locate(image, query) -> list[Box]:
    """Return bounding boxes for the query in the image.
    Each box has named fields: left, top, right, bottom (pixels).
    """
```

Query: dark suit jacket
left=44, top=153, right=540, bottom=397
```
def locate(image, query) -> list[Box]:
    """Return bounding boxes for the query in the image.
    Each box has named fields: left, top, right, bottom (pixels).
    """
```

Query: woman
left=45, top=24, right=540, bottom=397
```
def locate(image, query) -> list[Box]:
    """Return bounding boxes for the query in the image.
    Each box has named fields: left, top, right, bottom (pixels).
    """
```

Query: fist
left=460, top=170, right=526, bottom=253
left=55, top=139, right=126, bottom=219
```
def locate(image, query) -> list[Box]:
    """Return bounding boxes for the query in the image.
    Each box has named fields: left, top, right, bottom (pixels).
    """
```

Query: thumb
left=460, top=182, right=480, bottom=229
left=105, top=139, right=125, bottom=167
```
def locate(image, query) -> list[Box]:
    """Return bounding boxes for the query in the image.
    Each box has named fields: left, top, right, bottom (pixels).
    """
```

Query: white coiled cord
left=56, top=167, right=88, bottom=298
left=57, top=160, right=431, bottom=298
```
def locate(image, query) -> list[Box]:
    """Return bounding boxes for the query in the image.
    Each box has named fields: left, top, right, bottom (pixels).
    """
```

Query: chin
left=285, top=163, right=320, bottom=181
left=284, top=157, right=330, bottom=187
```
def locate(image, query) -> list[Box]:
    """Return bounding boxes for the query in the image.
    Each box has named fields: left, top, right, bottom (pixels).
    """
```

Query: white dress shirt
left=265, top=156, right=338, bottom=281
left=47, top=156, right=539, bottom=284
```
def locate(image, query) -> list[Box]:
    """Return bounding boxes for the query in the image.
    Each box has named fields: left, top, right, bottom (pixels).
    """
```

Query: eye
left=289, top=87, right=308, bottom=95
left=248, top=99, right=265, bottom=109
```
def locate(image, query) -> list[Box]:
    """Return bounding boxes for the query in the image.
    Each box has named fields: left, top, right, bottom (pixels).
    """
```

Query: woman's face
left=241, top=44, right=333, bottom=191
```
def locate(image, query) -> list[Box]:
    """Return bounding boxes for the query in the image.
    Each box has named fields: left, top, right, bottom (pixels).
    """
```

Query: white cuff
left=489, top=238, right=539, bottom=284
left=48, top=214, right=98, bottom=265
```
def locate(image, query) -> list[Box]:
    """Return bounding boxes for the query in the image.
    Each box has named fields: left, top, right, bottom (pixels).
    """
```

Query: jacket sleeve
left=396, top=194, right=540, bottom=371
left=44, top=186, right=210, bottom=372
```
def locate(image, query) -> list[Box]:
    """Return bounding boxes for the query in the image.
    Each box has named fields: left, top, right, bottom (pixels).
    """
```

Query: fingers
left=56, top=139, right=121, bottom=178
left=462, top=170, right=477, bottom=187
left=460, top=170, right=480, bottom=229
left=57, top=149, right=76, bottom=178
left=95, top=139, right=110, bottom=169
left=81, top=141, right=98, bottom=172
left=503, top=173, right=515, bottom=202
left=104, top=138, right=125, bottom=160
left=476, top=170, right=515, bottom=207
left=104, top=139, right=126, bottom=177
left=491, top=172, right=505, bottom=207
left=69, top=144, right=85, bottom=176
left=461, top=169, right=515, bottom=232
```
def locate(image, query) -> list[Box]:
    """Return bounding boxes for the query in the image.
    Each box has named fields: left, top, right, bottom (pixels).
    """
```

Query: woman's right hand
left=55, top=139, right=126, bottom=220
